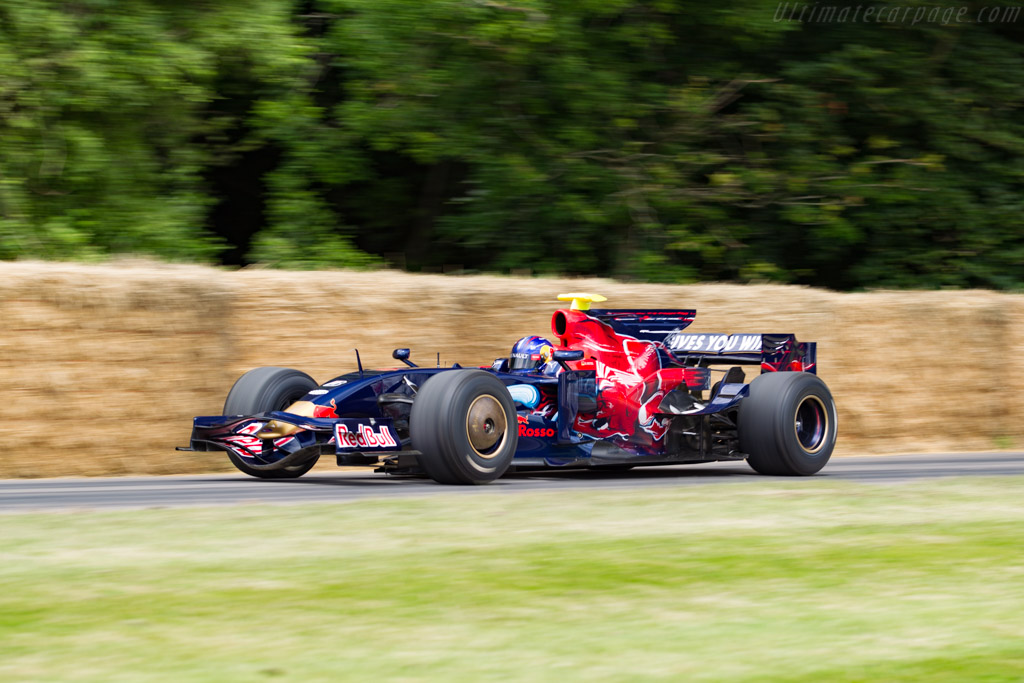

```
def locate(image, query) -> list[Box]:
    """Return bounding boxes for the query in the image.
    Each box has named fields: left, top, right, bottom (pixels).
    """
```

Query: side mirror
left=552, top=349, right=584, bottom=371
left=392, top=348, right=416, bottom=368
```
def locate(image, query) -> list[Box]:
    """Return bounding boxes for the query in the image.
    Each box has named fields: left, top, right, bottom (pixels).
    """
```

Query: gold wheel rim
left=466, top=395, right=507, bottom=458
left=795, top=395, right=829, bottom=455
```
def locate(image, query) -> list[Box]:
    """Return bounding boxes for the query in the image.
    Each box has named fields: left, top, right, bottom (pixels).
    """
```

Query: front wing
left=182, top=413, right=401, bottom=470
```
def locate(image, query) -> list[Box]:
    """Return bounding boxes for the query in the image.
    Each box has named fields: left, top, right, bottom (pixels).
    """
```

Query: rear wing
left=663, top=333, right=817, bottom=374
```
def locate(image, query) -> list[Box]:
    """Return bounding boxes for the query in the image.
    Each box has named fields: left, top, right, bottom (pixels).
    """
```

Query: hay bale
left=0, top=261, right=236, bottom=477
left=830, top=290, right=1012, bottom=455
left=1007, top=297, right=1024, bottom=450
left=218, top=271, right=1024, bottom=460
left=2, top=261, right=1021, bottom=477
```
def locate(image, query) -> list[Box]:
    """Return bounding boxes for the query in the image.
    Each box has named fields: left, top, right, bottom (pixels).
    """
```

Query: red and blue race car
left=179, top=293, right=837, bottom=484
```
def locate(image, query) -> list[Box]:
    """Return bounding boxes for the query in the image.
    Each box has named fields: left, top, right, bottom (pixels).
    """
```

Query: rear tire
left=410, top=370, right=518, bottom=484
left=739, top=372, right=837, bottom=476
left=223, top=367, right=320, bottom=479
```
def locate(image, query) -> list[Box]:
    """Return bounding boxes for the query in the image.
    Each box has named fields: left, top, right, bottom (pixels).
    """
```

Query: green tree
left=0, top=0, right=370, bottom=265
left=2, top=0, right=1023, bottom=289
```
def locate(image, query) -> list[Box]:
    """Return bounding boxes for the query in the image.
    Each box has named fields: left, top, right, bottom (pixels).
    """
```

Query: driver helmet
left=509, top=335, right=554, bottom=372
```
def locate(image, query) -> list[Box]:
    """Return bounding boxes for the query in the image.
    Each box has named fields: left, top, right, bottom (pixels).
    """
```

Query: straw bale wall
left=1, top=261, right=1020, bottom=477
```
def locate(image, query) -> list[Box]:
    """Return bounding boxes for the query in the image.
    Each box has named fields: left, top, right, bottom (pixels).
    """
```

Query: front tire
left=223, top=367, right=320, bottom=479
left=410, top=370, right=518, bottom=484
left=739, top=372, right=837, bottom=476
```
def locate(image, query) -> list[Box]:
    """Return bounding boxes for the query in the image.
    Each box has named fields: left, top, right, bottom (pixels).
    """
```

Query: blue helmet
left=510, top=335, right=554, bottom=371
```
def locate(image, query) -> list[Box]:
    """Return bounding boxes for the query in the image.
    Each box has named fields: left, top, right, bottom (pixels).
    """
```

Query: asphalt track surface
left=2, top=452, right=1023, bottom=512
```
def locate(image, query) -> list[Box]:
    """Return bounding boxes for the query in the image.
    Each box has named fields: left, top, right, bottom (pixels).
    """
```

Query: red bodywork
left=550, top=309, right=694, bottom=449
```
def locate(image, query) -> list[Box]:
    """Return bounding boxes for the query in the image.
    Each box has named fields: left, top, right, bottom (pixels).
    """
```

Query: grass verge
left=2, top=478, right=1024, bottom=681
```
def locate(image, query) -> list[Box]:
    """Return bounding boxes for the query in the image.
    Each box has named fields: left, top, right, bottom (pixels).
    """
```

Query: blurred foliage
left=0, top=0, right=309, bottom=262
left=1, top=0, right=1023, bottom=287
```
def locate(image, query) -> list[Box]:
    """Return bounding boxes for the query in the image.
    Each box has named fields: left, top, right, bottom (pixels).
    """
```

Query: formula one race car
left=179, top=293, right=837, bottom=484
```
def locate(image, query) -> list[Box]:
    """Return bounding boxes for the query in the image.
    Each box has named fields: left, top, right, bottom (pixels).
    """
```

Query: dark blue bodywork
left=187, top=363, right=752, bottom=471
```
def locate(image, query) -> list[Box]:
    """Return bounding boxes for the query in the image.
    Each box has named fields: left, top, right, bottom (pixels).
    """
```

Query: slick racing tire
left=223, top=367, right=320, bottom=479
left=410, top=370, right=518, bottom=485
left=739, top=371, right=837, bottom=476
